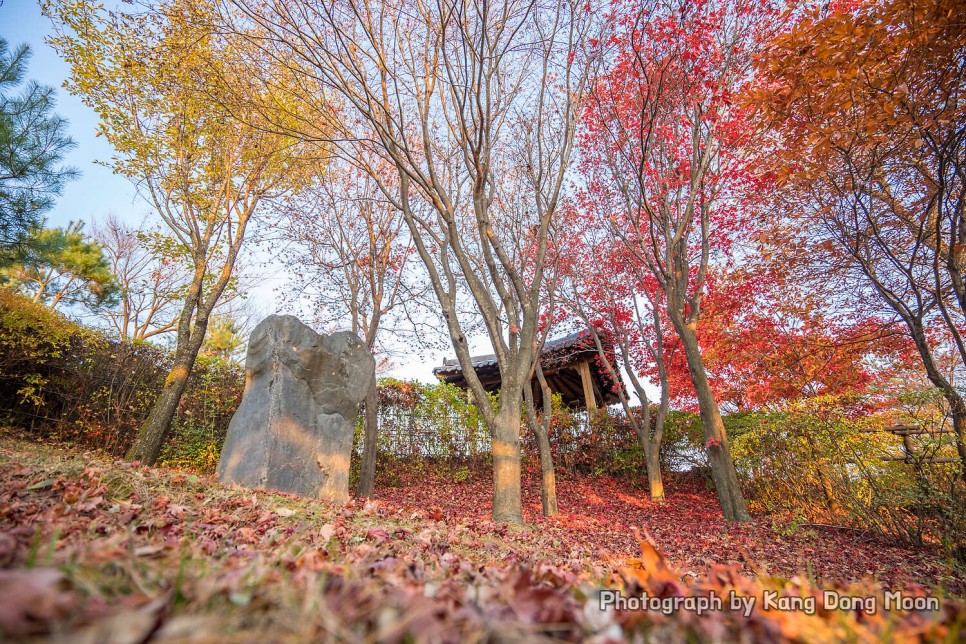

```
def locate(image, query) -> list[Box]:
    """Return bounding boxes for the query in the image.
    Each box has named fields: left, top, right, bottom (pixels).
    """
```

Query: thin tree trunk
left=127, top=283, right=210, bottom=464
left=630, top=403, right=665, bottom=503
left=803, top=431, right=840, bottom=516
left=645, top=445, right=664, bottom=503
left=524, top=366, right=559, bottom=517
left=818, top=468, right=840, bottom=516
left=651, top=382, right=671, bottom=503
left=126, top=337, right=204, bottom=464
left=534, top=425, right=558, bottom=517
left=585, top=319, right=667, bottom=504
left=356, top=377, right=379, bottom=498
left=674, top=320, right=752, bottom=522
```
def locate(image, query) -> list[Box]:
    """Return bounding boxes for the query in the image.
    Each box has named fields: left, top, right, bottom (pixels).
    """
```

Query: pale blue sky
left=2, top=0, right=142, bottom=230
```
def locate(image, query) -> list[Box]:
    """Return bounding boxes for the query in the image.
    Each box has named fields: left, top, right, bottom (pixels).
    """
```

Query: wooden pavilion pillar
left=577, top=361, right=597, bottom=411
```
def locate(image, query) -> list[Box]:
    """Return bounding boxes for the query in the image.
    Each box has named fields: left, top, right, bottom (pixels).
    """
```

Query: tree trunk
left=803, top=431, right=840, bottom=516
left=127, top=306, right=209, bottom=465
left=675, top=321, right=752, bottom=522
left=491, top=403, right=524, bottom=525
left=127, top=347, right=199, bottom=464
left=817, top=467, right=841, bottom=516
left=651, top=396, right=670, bottom=503
left=630, top=408, right=665, bottom=504
left=645, top=443, right=665, bottom=504
left=524, top=373, right=559, bottom=517
left=533, top=422, right=558, bottom=517
left=356, top=377, right=379, bottom=498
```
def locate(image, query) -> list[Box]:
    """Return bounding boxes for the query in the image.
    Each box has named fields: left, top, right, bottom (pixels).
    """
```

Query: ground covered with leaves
left=1, top=439, right=964, bottom=642
left=377, top=468, right=965, bottom=594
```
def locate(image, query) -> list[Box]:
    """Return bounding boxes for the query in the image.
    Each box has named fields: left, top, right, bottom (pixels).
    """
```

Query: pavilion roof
left=432, top=329, right=625, bottom=409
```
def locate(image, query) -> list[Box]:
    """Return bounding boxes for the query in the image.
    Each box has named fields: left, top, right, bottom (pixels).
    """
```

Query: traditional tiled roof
left=432, top=329, right=625, bottom=409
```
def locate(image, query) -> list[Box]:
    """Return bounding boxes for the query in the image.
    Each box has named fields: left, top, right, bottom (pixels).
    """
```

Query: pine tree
left=0, top=39, right=77, bottom=265
left=0, top=221, right=119, bottom=312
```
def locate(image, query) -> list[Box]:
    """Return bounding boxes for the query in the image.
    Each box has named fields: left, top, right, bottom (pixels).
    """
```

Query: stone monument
left=216, top=315, right=375, bottom=503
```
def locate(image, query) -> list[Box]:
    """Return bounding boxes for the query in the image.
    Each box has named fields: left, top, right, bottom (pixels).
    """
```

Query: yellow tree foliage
left=44, top=0, right=328, bottom=463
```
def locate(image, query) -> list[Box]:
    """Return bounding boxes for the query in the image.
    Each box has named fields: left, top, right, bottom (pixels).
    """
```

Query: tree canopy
left=45, top=0, right=323, bottom=464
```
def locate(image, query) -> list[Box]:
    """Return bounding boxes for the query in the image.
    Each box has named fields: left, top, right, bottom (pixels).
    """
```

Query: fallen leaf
left=70, top=594, right=168, bottom=644
left=134, top=545, right=165, bottom=558
left=366, top=527, right=391, bottom=544
left=0, top=568, right=77, bottom=636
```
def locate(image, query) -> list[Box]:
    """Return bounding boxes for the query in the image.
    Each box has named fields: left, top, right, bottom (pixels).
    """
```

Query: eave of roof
left=433, top=329, right=597, bottom=376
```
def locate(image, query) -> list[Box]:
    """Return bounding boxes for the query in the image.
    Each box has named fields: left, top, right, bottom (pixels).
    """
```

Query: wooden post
left=902, top=434, right=915, bottom=464
left=577, top=361, right=596, bottom=411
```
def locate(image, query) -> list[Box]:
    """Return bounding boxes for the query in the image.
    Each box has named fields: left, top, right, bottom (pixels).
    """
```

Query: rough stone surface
left=216, top=315, right=374, bottom=503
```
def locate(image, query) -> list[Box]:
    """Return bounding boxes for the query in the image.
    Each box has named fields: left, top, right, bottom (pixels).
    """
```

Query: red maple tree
left=577, top=0, right=779, bottom=521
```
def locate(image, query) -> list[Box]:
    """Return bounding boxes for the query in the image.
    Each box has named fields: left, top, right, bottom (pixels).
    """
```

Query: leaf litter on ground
left=0, top=438, right=963, bottom=642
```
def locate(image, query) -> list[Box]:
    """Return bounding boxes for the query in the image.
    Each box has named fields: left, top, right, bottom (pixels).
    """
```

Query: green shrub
left=158, top=355, right=243, bottom=473
left=0, top=287, right=243, bottom=469
left=729, top=394, right=966, bottom=558
left=0, top=286, right=89, bottom=408
left=375, top=378, right=492, bottom=460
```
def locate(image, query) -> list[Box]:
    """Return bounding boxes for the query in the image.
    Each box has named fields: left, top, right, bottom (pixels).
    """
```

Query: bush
left=347, top=379, right=495, bottom=487
left=158, top=354, right=244, bottom=472
left=0, top=287, right=243, bottom=472
left=629, top=394, right=965, bottom=559
left=540, top=406, right=640, bottom=477
left=373, top=378, right=492, bottom=461
left=0, top=286, right=88, bottom=409
left=729, top=394, right=966, bottom=558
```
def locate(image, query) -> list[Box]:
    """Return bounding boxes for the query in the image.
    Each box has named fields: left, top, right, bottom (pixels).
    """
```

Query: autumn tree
left=0, top=38, right=77, bottom=264
left=224, top=0, right=600, bottom=524
left=579, top=0, right=778, bottom=521
left=46, top=0, right=319, bottom=464
left=0, top=220, right=118, bottom=312
left=91, top=215, right=186, bottom=341
left=281, top=156, right=419, bottom=498
left=200, top=314, right=247, bottom=361
left=557, top=216, right=673, bottom=503
left=754, top=0, right=966, bottom=479
left=657, top=264, right=913, bottom=414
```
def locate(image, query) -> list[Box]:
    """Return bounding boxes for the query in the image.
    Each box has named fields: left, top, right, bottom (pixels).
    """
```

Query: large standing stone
left=216, top=315, right=374, bottom=503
